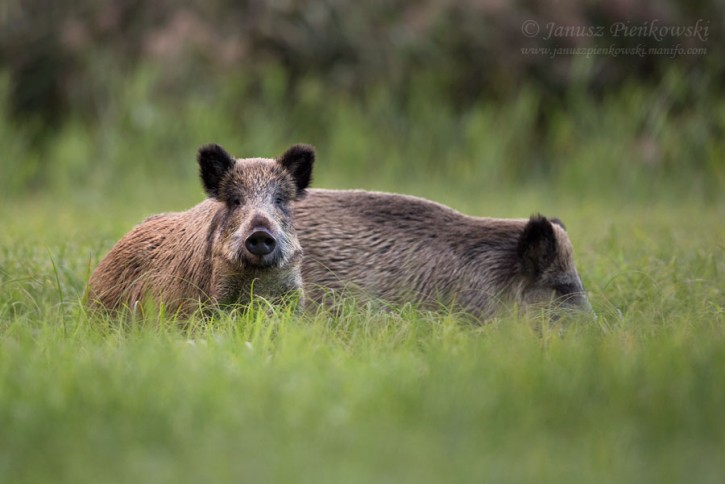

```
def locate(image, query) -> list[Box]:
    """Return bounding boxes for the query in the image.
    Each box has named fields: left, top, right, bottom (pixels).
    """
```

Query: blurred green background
left=0, top=0, right=723, bottom=204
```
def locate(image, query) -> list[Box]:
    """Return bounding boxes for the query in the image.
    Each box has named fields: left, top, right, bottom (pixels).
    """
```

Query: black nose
left=245, top=230, right=277, bottom=256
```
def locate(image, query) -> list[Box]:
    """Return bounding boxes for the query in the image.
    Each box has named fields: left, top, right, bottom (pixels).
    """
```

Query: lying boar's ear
left=517, top=215, right=558, bottom=277
left=278, top=144, right=315, bottom=198
left=198, top=144, right=235, bottom=199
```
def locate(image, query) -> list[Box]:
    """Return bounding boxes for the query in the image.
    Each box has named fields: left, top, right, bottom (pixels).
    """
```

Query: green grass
left=1, top=188, right=723, bottom=483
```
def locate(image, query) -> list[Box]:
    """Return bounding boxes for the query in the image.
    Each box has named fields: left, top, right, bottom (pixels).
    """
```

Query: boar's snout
left=558, top=291, right=592, bottom=313
left=245, top=229, right=277, bottom=257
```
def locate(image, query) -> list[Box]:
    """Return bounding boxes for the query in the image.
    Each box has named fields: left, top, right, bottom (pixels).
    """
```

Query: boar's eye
left=274, top=196, right=285, bottom=206
left=231, top=197, right=241, bottom=207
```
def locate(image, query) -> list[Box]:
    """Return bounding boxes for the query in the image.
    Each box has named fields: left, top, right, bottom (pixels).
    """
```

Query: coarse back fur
left=294, top=189, right=590, bottom=319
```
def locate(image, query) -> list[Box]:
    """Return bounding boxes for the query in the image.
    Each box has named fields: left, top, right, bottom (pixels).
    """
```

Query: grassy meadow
left=1, top=70, right=724, bottom=483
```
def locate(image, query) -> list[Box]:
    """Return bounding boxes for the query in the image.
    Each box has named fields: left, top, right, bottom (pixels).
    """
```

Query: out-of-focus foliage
left=1, top=0, right=721, bottom=127
left=0, top=0, right=722, bottom=198
left=0, top=67, right=722, bottom=202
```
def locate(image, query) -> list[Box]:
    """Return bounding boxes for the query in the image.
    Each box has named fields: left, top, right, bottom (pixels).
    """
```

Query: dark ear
left=278, top=144, right=315, bottom=198
left=198, top=144, right=235, bottom=199
left=517, top=215, right=558, bottom=277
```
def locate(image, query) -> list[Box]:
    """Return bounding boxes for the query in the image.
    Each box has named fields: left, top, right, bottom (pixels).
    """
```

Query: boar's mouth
left=240, top=251, right=283, bottom=269
left=555, top=291, right=593, bottom=313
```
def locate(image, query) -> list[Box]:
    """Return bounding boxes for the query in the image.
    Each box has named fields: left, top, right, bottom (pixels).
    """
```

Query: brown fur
left=88, top=144, right=315, bottom=316
left=294, top=189, right=590, bottom=319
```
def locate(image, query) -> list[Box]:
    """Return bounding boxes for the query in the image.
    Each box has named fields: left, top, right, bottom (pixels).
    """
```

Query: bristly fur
left=278, top=144, right=315, bottom=198
left=198, top=144, right=235, bottom=199
left=550, top=217, right=566, bottom=230
left=294, top=191, right=588, bottom=319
